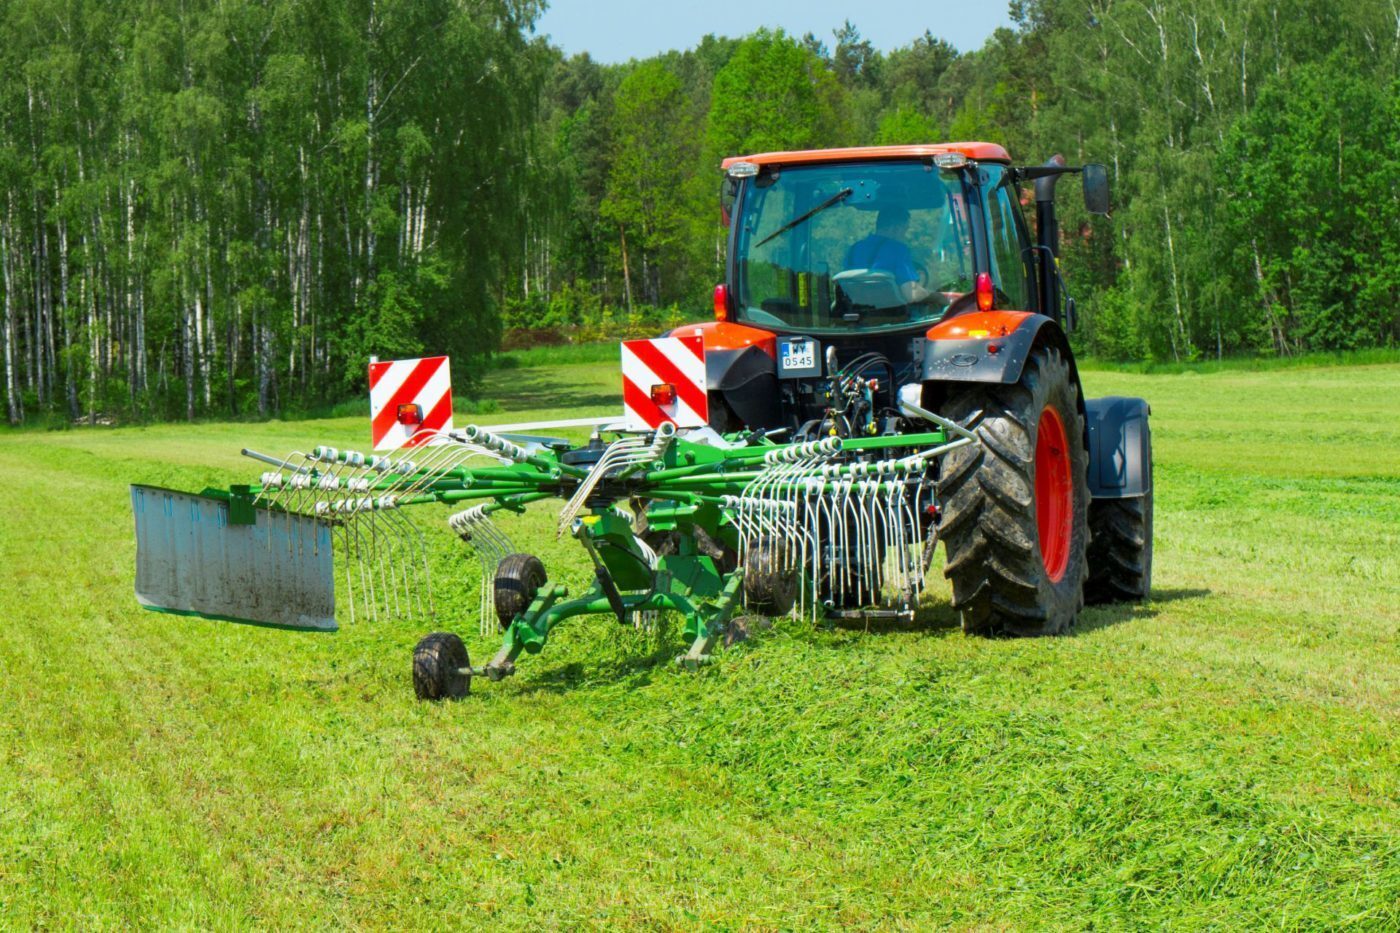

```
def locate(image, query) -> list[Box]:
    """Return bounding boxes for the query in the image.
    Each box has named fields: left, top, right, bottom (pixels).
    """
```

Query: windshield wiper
left=754, top=187, right=853, bottom=248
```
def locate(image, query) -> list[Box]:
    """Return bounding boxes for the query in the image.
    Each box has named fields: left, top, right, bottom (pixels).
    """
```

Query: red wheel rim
left=1035, top=405, right=1073, bottom=583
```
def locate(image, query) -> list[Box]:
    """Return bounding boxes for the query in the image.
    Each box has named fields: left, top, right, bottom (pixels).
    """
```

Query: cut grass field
left=1, top=356, right=1397, bottom=927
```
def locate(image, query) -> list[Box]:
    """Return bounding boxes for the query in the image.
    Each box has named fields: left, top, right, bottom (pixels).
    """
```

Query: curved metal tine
left=908, top=481, right=926, bottom=595
left=814, top=484, right=834, bottom=607
left=876, top=475, right=899, bottom=602
left=867, top=483, right=883, bottom=604
left=802, top=480, right=822, bottom=616
left=870, top=482, right=888, bottom=602
left=357, top=508, right=394, bottom=620
left=254, top=450, right=309, bottom=510
left=354, top=511, right=383, bottom=624
left=851, top=479, right=862, bottom=602
left=388, top=431, right=484, bottom=501
left=787, top=476, right=810, bottom=618
left=847, top=479, right=864, bottom=607
left=890, top=481, right=912, bottom=599
left=821, top=483, right=842, bottom=606
left=875, top=482, right=891, bottom=602
left=558, top=436, right=645, bottom=532
left=331, top=519, right=355, bottom=627
left=836, top=482, right=853, bottom=607
left=393, top=507, right=434, bottom=619
left=779, top=473, right=802, bottom=609
left=340, top=510, right=371, bottom=623
left=879, top=481, right=897, bottom=599
left=845, top=483, right=865, bottom=605
left=375, top=508, right=410, bottom=619
left=387, top=433, right=457, bottom=500
left=879, top=479, right=901, bottom=602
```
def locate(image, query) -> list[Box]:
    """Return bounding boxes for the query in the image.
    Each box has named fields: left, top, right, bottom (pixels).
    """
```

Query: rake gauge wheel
left=413, top=632, right=471, bottom=701
left=743, top=538, right=797, bottom=616
left=938, top=345, right=1090, bottom=635
left=494, top=553, right=548, bottom=630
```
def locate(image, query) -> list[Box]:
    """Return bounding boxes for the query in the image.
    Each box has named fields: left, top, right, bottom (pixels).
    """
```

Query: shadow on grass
left=826, top=586, right=1213, bottom=640
left=497, top=588, right=1216, bottom=692
left=505, top=625, right=686, bottom=696
left=1073, top=587, right=1213, bottom=635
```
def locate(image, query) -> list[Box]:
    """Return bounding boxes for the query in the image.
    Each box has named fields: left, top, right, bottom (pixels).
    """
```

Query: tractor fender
left=921, top=310, right=1057, bottom=385
left=668, top=321, right=781, bottom=429
left=1084, top=396, right=1152, bottom=498
left=667, top=320, right=776, bottom=389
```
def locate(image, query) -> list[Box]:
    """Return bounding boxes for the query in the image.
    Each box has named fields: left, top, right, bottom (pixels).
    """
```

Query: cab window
left=985, top=170, right=1034, bottom=310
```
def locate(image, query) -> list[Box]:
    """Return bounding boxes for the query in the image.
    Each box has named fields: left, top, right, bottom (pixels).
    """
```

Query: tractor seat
left=832, top=269, right=905, bottom=311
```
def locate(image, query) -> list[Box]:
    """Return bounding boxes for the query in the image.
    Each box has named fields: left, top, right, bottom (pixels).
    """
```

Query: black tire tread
left=743, top=539, right=797, bottom=615
left=413, top=631, right=470, bottom=701
left=494, top=552, right=547, bottom=629
left=938, top=346, right=1090, bottom=636
left=1085, top=495, right=1153, bottom=604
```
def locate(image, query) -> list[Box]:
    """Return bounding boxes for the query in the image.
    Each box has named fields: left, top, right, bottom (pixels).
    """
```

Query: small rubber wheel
left=413, top=632, right=471, bottom=701
left=494, top=553, right=547, bottom=629
left=743, top=538, right=797, bottom=615
left=724, top=614, right=772, bottom=648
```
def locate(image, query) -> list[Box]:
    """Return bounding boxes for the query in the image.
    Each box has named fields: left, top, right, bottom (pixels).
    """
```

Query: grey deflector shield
left=130, top=485, right=337, bottom=632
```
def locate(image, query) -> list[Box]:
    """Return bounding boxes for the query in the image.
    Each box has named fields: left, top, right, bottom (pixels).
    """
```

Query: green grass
left=1077, top=345, right=1400, bottom=374
left=0, top=357, right=1396, bottom=927
left=490, top=341, right=624, bottom=371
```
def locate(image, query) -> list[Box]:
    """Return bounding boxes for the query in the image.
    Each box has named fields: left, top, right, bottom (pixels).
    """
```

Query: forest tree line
left=2, top=0, right=1398, bottom=425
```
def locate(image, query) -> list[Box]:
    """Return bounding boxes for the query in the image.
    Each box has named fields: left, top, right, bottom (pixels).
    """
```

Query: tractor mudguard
left=669, top=320, right=781, bottom=429
left=921, top=310, right=1051, bottom=385
left=1084, top=396, right=1152, bottom=498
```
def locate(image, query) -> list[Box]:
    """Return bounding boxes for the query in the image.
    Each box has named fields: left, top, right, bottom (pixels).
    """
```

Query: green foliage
left=704, top=29, right=849, bottom=159
left=1221, top=61, right=1400, bottom=352
left=875, top=104, right=941, bottom=145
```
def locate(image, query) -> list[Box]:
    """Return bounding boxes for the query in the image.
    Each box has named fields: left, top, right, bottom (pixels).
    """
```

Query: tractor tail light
left=651, top=383, right=677, bottom=407
left=713, top=284, right=731, bottom=322
left=975, top=272, right=995, bottom=312
left=396, top=403, right=423, bottom=425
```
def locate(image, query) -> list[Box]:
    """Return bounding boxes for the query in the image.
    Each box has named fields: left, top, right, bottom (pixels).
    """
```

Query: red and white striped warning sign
left=621, top=336, right=708, bottom=430
left=368, top=355, right=453, bottom=451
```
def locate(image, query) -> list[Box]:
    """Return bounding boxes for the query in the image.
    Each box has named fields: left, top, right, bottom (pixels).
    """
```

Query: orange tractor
left=674, top=142, right=1152, bottom=634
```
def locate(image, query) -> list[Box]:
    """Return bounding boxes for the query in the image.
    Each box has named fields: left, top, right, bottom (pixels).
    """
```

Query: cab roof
left=721, top=142, right=1011, bottom=171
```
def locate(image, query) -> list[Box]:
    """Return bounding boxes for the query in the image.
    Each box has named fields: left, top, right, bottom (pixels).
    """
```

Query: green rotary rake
left=131, top=403, right=976, bottom=699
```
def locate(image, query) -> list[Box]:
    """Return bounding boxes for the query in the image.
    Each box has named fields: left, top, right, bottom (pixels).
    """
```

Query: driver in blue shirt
left=844, top=207, right=932, bottom=304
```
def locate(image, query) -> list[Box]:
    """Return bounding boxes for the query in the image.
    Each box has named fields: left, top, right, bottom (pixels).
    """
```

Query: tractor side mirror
left=1082, top=163, right=1110, bottom=215
left=720, top=176, right=739, bottom=227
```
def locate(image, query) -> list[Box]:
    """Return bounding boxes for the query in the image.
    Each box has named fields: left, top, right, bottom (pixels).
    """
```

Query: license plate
left=780, top=338, right=816, bottom=373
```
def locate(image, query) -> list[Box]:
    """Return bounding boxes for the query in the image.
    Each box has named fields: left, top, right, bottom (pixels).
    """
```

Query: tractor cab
left=682, top=143, right=1112, bottom=439
left=721, top=145, right=1006, bottom=333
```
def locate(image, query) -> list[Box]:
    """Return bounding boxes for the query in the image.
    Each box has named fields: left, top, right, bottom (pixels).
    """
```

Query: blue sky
left=533, top=1, right=1015, bottom=63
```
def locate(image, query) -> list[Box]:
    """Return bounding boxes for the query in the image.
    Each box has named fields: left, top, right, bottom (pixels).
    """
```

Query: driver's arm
left=894, top=249, right=932, bottom=303
left=900, top=280, right=932, bottom=303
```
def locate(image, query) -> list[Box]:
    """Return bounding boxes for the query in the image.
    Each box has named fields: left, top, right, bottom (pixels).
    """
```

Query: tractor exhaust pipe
left=1034, top=155, right=1068, bottom=326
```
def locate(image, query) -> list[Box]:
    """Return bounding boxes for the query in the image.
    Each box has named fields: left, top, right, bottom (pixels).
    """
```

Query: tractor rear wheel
left=1085, top=490, right=1153, bottom=603
left=413, top=632, right=471, bottom=700
left=938, top=346, right=1090, bottom=635
left=494, top=553, right=547, bottom=629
